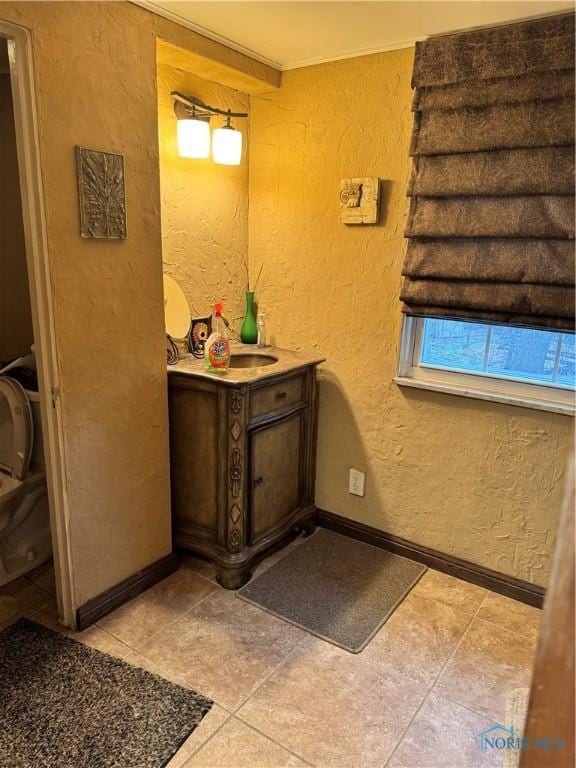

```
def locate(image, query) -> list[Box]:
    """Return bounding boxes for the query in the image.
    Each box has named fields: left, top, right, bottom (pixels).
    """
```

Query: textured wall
left=0, top=0, right=274, bottom=609
left=157, top=63, right=249, bottom=330
left=0, top=1, right=171, bottom=605
left=1, top=0, right=570, bottom=601
left=0, top=69, right=34, bottom=360
left=248, top=49, right=574, bottom=586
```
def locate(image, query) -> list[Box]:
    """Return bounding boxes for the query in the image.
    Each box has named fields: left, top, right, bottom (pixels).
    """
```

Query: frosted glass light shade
left=177, top=118, right=210, bottom=158
left=212, top=125, right=243, bottom=165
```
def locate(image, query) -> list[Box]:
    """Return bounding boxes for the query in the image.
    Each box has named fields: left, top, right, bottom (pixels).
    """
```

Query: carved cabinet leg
left=295, top=515, right=317, bottom=537
left=300, top=519, right=317, bottom=537
left=216, top=562, right=253, bottom=590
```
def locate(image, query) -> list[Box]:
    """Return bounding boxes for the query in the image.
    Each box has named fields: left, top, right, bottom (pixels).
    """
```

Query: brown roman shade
left=401, top=13, right=575, bottom=330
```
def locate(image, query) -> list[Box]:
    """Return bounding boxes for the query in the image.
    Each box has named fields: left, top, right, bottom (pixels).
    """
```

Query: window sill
left=394, top=373, right=575, bottom=416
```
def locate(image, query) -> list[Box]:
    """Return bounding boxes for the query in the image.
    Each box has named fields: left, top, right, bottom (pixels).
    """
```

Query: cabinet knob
left=254, top=476, right=264, bottom=487
left=276, top=391, right=287, bottom=401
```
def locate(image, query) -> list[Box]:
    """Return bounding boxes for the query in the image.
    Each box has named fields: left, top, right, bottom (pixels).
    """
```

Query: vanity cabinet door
left=248, top=411, right=305, bottom=544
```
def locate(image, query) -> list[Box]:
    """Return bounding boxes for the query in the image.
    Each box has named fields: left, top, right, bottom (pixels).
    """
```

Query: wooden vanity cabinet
left=168, top=365, right=320, bottom=588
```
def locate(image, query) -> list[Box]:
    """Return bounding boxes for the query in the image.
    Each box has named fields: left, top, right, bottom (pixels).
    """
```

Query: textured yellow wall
left=248, top=49, right=573, bottom=586
left=1, top=0, right=570, bottom=600
left=0, top=1, right=171, bottom=605
left=0, top=70, right=34, bottom=360
left=0, top=0, right=274, bottom=608
left=157, top=62, right=249, bottom=329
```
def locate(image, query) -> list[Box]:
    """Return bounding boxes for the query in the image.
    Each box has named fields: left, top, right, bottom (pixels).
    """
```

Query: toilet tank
left=25, top=390, right=45, bottom=472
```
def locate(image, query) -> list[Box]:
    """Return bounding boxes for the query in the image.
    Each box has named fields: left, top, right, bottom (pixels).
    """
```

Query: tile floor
left=0, top=534, right=541, bottom=768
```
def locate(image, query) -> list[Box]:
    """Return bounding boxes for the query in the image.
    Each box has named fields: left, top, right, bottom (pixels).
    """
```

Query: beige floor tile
left=25, top=559, right=57, bottom=595
left=363, top=591, right=473, bottom=685
left=166, top=706, right=230, bottom=768
left=238, top=636, right=426, bottom=768
left=435, top=618, right=537, bottom=722
left=186, top=718, right=309, bottom=767
left=97, top=567, right=216, bottom=647
left=411, top=571, right=488, bottom=614
left=0, top=577, right=54, bottom=629
left=477, top=593, right=542, bottom=643
left=137, top=589, right=305, bottom=711
left=180, top=553, right=219, bottom=585
left=387, top=693, right=500, bottom=768
left=124, top=649, right=201, bottom=690
left=33, top=605, right=134, bottom=659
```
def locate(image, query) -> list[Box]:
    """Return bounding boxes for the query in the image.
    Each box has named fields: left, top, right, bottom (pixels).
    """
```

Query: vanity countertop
left=167, top=343, right=325, bottom=386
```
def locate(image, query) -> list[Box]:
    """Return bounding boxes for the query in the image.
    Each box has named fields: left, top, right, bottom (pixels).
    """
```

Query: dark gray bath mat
left=0, top=618, right=213, bottom=768
left=238, top=528, right=426, bottom=653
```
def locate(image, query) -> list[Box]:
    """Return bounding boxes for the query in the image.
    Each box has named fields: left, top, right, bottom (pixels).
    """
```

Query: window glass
left=421, top=319, right=488, bottom=372
left=558, top=333, right=576, bottom=387
left=420, top=318, right=575, bottom=390
left=486, top=326, right=558, bottom=384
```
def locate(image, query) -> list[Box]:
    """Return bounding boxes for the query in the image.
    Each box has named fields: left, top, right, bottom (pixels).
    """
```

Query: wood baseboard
left=76, top=553, right=179, bottom=630
left=317, top=510, right=545, bottom=608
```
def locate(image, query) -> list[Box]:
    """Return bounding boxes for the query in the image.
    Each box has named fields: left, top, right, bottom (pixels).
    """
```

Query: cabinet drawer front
left=250, top=373, right=305, bottom=419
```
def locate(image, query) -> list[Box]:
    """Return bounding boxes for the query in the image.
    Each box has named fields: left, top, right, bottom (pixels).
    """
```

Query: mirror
left=163, top=275, right=191, bottom=340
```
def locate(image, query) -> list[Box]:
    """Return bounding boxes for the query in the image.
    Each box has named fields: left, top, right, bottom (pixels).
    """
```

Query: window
left=396, top=317, right=575, bottom=415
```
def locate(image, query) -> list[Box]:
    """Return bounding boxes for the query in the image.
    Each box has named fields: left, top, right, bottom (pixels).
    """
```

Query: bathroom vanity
left=168, top=345, right=325, bottom=588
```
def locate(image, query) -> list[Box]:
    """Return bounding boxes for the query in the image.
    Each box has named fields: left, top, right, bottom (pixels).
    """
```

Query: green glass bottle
left=240, top=290, right=258, bottom=344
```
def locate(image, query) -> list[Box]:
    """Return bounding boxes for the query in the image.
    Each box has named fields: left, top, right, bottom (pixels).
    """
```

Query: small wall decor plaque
left=76, top=146, right=127, bottom=239
left=340, top=177, right=380, bottom=224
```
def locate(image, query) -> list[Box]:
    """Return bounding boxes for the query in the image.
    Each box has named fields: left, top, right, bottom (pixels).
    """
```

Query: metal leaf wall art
left=76, top=147, right=127, bottom=239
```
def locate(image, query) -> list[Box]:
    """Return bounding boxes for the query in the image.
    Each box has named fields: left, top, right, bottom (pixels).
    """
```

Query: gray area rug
left=238, top=528, right=426, bottom=653
left=0, top=618, right=213, bottom=768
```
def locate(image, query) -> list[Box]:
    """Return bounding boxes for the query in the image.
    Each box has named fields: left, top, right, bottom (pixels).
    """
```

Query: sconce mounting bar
left=172, top=91, right=248, bottom=119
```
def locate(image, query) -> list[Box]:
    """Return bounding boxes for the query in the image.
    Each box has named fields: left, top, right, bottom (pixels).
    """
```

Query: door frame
left=1, top=20, right=75, bottom=626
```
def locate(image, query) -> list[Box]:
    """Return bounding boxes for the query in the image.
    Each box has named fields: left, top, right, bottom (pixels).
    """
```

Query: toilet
left=0, top=375, right=51, bottom=586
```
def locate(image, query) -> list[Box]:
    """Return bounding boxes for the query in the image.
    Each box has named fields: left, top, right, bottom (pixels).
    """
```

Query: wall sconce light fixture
left=172, top=91, right=248, bottom=166
left=213, top=115, right=243, bottom=166
left=177, top=111, right=210, bottom=159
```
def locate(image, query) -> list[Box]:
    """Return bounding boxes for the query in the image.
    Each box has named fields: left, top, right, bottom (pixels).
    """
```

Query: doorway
left=0, top=21, right=74, bottom=627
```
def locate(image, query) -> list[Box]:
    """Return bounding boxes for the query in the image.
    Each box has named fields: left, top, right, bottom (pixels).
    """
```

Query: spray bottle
left=204, top=302, right=231, bottom=373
